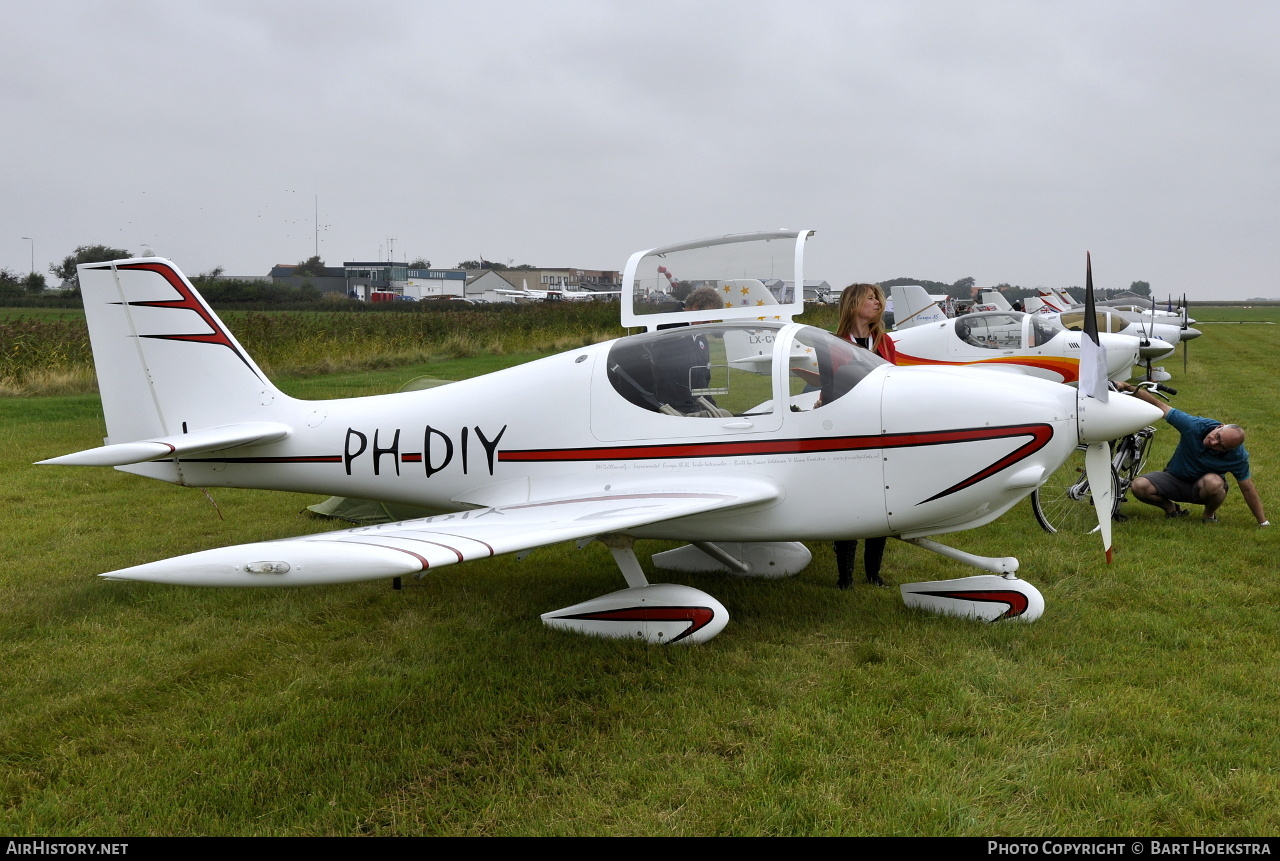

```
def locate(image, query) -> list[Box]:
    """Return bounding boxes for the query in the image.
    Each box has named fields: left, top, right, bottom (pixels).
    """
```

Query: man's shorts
left=1139, top=470, right=1230, bottom=504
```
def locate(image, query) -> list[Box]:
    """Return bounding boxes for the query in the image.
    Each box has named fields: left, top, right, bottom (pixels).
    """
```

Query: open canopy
left=620, top=229, right=812, bottom=330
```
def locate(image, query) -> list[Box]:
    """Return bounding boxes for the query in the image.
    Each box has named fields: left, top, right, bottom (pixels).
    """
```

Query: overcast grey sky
left=4, top=0, right=1277, bottom=298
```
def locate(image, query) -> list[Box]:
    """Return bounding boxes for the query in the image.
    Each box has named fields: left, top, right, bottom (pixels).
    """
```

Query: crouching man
left=1119, top=383, right=1268, bottom=526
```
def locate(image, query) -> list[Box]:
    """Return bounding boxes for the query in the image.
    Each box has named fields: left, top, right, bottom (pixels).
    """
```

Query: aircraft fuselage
left=137, top=323, right=1080, bottom=543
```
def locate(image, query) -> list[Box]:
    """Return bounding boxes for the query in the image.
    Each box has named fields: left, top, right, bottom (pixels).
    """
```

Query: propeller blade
left=1182, top=292, right=1189, bottom=373
left=1079, top=253, right=1112, bottom=563
left=1078, top=253, right=1108, bottom=403
left=1085, top=441, right=1114, bottom=563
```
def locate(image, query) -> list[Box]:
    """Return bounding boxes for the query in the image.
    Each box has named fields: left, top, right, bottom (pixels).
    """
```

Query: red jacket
left=847, top=332, right=897, bottom=365
left=874, top=333, right=897, bottom=365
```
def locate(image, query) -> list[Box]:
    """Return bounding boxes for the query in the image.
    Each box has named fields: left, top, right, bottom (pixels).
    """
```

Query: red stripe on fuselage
left=499, top=424, right=1050, bottom=463
left=500, top=424, right=1053, bottom=505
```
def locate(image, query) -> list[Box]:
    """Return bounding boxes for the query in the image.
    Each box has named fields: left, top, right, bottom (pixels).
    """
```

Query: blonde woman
left=834, top=283, right=896, bottom=587
left=835, top=282, right=896, bottom=364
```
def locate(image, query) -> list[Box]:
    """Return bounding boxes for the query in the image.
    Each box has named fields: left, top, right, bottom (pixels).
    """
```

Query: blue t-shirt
left=1164, top=408, right=1250, bottom=482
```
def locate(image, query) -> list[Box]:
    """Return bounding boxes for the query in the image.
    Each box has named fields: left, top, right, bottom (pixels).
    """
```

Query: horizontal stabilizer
left=38, top=422, right=292, bottom=467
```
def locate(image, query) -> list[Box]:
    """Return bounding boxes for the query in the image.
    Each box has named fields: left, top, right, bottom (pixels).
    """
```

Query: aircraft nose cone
left=1138, top=338, right=1175, bottom=360
left=1180, top=327, right=1202, bottom=341
left=1078, top=393, right=1164, bottom=444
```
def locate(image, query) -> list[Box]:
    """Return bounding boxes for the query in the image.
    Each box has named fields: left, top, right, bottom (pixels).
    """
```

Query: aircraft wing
left=101, top=479, right=781, bottom=586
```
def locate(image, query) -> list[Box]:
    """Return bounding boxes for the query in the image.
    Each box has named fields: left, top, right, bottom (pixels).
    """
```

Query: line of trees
left=16, top=245, right=332, bottom=307
left=48, top=245, right=135, bottom=296
left=0, top=269, right=47, bottom=298
left=190, top=271, right=324, bottom=305
left=0, top=244, right=131, bottom=305
left=455, top=260, right=537, bottom=271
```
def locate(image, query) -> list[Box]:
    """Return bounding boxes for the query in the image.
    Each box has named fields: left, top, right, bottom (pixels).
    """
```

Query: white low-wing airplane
left=892, top=310, right=1162, bottom=383
left=889, top=286, right=1162, bottom=384
left=40, top=230, right=1160, bottom=643
left=1024, top=299, right=1200, bottom=365
left=1024, top=291, right=1200, bottom=343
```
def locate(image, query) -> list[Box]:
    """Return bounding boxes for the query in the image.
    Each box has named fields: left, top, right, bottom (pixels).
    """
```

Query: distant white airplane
left=1024, top=299, right=1200, bottom=360
left=891, top=307, right=1151, bottom=385
left=494, top=277, right=621, bottom=302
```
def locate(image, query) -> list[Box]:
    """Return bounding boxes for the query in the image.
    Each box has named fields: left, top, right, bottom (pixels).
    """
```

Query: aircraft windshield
left=954, top=313, right=1023, bottom=350
left=1059, top=310, right=1126, bottom=334
left=788, top=327, right=887, bottom=409
left=1026, top=314, right=1061, bottom=347
left=604, top=323, right=883, bottom=421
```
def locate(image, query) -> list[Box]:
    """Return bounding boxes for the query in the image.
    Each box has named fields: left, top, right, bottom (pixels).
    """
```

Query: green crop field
left=0, top=307, right=1276, bottom=835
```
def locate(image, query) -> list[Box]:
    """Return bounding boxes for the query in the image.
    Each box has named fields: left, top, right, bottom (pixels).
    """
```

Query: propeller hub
left=1138, top=338, right=1176, bottom=361
left=1077, top=393, right=1163, bottom=445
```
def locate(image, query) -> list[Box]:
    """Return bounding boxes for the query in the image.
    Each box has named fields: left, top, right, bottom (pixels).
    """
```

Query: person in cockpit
left=650, top=288, right=723, bottom=413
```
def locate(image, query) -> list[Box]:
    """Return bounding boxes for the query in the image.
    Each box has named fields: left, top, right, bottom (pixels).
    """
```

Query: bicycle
left=1032, top=382, right=1174, bottom=534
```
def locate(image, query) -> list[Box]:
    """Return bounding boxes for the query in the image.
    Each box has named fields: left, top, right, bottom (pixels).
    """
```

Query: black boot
left=834, top=540, right=856, bottom=590
left=864, top=536, right=888, bottom=587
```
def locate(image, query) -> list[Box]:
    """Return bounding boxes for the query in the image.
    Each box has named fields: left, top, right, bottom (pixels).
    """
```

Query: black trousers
left=834, top=537, right=886, bottom=587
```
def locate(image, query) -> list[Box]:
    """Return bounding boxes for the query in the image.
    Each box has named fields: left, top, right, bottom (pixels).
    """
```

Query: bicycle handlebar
left=1129, top=380, right=1176, bottom=400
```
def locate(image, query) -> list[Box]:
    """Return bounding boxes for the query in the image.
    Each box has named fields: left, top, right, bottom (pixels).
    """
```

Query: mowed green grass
left=0, top=308, right=1277, bottom=836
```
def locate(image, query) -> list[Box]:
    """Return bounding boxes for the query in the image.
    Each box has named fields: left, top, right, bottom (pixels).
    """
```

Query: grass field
left=0, top=307, right=1277, bottom=835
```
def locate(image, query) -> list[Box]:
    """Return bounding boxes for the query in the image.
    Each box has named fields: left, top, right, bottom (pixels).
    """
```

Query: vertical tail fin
left=889, top=285, right=948, bottom=329
left=78, top=259, right=287, bottom=477
left=976, top=289, right=1012, bottom=312
left=1037, top=289, right=1066, bottom=312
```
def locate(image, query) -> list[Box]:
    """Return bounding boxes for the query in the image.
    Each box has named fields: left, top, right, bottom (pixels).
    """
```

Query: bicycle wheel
left=1032, top=446, right=1120, bottom=535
